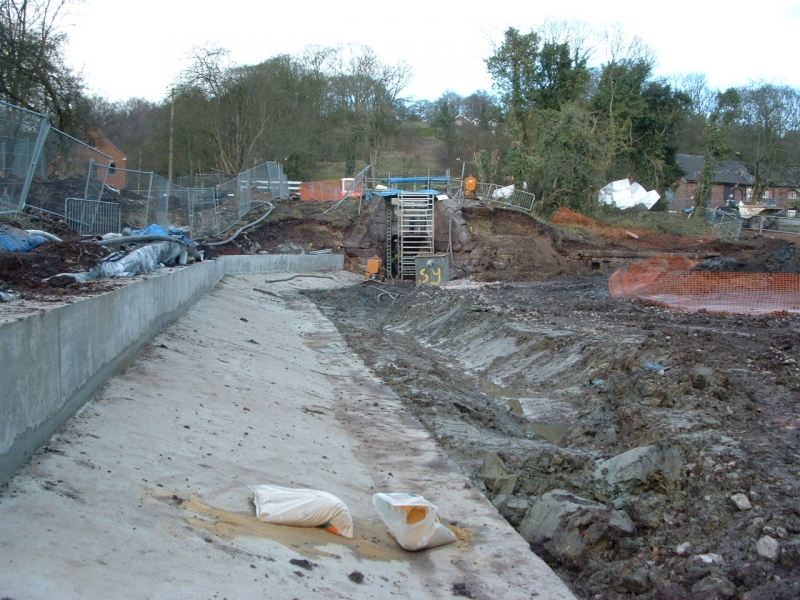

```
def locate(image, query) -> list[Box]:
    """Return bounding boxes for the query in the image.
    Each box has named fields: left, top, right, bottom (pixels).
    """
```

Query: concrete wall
left=222, top=253, right=343, bottom=274
left=0, top=255, right=343, bottom=484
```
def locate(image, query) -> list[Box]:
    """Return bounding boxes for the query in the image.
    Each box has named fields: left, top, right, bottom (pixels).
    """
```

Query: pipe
left=205, top=202, right=275, bottom=247
left=92, top=234, right=183, bottom=246
left=91, top=235, right=202, bottom=261
left=26, top=230, right=62, bottom=243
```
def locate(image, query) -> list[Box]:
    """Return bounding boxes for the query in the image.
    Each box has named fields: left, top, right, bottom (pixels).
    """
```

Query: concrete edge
left=0, top=254, right=343, bottom=484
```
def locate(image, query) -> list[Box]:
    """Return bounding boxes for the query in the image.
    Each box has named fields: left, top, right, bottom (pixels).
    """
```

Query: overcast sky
left=63, top=0, right=800, bottom=104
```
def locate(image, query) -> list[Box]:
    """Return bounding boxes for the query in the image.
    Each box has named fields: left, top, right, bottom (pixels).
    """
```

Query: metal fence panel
left=0, top=100, right=49, bottom=213
left=65, top=198, right=121, bottom=236
left=2, top=99, right=287, bottom=239
left=26, top=127, right=112, bottom=216
left=705, top=208, right=742, bottom=240
left=483, top=184, right=536, bottom=211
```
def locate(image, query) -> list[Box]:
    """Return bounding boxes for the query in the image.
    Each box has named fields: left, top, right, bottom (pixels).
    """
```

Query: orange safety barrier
left=299, top=180, right=342, bottom=202
left=299, top=179, right=363, bottom=202
left=609, top=255, right=800, bottom=315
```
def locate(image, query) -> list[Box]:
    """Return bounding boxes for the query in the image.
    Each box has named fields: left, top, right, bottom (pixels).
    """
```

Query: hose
left=205, top=202, right=275, bottom=247
left=26, top=230, right=62, bottom=243
left=92, top=234, right=182, bottom=246
left=91, top=235, right=202, bottom=261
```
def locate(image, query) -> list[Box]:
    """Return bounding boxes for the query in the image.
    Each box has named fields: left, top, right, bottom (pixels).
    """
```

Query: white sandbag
left=373, top=492, right=456, bottom=551
left=249, top=485, right=354, bottom=538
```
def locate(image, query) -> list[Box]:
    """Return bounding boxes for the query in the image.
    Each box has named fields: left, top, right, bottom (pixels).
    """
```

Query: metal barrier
left=483, top=183, right=536, bottom=211
left=80, top=162, right=289, bottom=239
left=771, top=216, right=800, bottom=235
left=1, top=98, right=290, bottom=239
left=705, top=208, right=742, bottom=240
left=65, top=198, right=121, bottom=236
left=0, top=101, right=49, bottom=214
left=26, top=128, right=113, bottom=217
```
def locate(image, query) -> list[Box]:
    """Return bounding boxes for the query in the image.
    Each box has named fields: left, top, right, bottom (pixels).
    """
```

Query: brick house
left=672, top=154, right=799, bottom=211
left=87, top=132, right=127, bottom=190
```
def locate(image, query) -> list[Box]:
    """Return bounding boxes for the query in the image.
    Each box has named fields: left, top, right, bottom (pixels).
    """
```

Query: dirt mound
left=693, top=238, right=800, bottom=273
left=0, top=211, right=115, bottom=298
left=0, top=236, right=110, bottom=298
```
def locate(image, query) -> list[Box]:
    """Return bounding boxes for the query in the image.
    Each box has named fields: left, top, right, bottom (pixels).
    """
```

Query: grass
left=590, top=205, right=716, bottom=237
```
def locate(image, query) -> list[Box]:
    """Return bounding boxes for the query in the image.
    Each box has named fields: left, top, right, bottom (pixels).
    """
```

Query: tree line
left=3, top=1, right=799, bottom=214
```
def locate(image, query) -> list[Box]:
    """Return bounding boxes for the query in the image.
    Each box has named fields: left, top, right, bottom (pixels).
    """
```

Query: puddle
left=524, top=422, right=567, bottom=444
left=156, top=495, right=472, bottom=562
left=471, top=378, right=567, bottom=444
left=475, top=378, right=519, bottom=400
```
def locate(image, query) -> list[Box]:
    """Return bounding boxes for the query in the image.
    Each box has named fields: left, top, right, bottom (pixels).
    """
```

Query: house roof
left=677, top=154, right=754, bottom=186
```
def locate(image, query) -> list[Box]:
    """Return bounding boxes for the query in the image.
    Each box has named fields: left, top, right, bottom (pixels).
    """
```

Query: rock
left=691, top=575, right=736, bottom=599
left=756, top=535, right=781, bottom=561
left=477, top=453, right=508, bottom=491
left=493, top=475, right=518, bottom=497
left=608, top=510, right=636, bottom=534
left=618, top=567, right=650, bottom=594
left=677, top=542, right=695, bottom=556
left=730, top=493, right=752, bottom=511
left=627, top=493, right=666, bottom=529
left=594, top=443, right=682, bottom=486
left=493, top=495, right=530, bottom=526
left=694, top=553, right=725, bottom=566
left=689, top=365, right=717, bottom=391
left=518, top=489, right=624, bottom=566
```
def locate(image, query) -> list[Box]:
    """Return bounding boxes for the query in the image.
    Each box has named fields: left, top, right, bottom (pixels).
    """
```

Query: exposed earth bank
left=3, top=200, right=800, bottom=599
left=306, top=272, right=800, bottom=600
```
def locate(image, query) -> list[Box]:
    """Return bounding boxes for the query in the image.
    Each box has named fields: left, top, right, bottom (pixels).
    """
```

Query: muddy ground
left=306, top=274, right=800, bottom=600
left=3, top=199, right=800, bottom=599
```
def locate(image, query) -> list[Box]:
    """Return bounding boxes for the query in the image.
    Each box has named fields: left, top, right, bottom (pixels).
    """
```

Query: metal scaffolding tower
left=397, top=192, right=435, bottom=279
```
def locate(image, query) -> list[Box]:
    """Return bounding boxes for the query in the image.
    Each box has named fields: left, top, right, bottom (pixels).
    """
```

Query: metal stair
left=397, top=193, right=435, bottom=279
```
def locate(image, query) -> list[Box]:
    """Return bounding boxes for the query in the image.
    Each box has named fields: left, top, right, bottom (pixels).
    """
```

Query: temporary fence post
left=144, top=171, right=154, bottom=226
left=19, top=115, right=50, bottom=212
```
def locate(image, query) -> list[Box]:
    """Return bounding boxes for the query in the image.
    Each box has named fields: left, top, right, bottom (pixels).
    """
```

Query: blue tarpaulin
left=0, top=225, right=48, bottom=252
left=368, top=189, right=442, bottom=198
left=131, top=225, right=196, bottom=246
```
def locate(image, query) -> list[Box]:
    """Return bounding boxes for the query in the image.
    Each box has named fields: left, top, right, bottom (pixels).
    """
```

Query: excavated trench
left=306, top=275, right=800, bottom=600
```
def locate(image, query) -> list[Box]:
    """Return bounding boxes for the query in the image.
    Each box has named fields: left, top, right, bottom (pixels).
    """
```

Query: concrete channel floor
left=0, top=271, right=575, bottom=600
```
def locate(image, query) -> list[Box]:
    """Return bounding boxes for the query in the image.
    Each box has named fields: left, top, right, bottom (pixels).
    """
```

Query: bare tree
left=729, top=82, right=800, bottom=201
left=330, top=45, right=410, bottom=176
left=176, top=46, right=274, bottom=177
left=0, top=0, right=83, bottom=129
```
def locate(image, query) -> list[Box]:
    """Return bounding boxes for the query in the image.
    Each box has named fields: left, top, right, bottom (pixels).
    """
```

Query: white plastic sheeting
left=58, top=242, right=187, bottom=282
left=598, top=179, right=660, bottom=210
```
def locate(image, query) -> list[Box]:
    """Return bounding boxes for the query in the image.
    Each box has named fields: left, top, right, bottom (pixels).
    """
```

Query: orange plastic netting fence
left=609, top=255, right=800, bottom=315
left=299, top=180, right=363, bottom=202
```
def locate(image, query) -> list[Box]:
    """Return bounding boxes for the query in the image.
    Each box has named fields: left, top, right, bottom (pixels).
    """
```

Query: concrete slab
left=0, top=271, right=575, bottom=599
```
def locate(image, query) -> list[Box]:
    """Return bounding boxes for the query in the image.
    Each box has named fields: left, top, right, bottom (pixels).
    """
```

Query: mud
left=4, top=196, right=800, bottom=598
left=306, top=274, right=800, bottom=600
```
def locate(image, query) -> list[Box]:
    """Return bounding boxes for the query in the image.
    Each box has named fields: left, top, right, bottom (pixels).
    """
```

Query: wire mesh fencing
left=63, top=162, right=289, bottom=239
left=65, top=198, right=121, bottom=236
left=1, top=98, right=290, bottom=239
left=609, top=255, right=800, bottom=315
left=25, top=128, right=113, bottom=218
left=0, top=101, right=49, bottom=214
